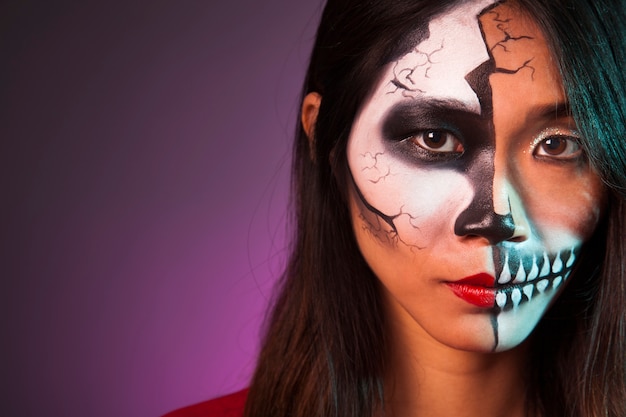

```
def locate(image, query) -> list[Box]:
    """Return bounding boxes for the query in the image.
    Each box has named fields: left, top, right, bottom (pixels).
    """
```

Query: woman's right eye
left=409, top=130, right=464, bottom=154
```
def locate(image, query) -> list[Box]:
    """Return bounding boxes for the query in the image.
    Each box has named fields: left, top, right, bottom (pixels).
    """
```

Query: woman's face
left=346, top=0, right=605, bottom=352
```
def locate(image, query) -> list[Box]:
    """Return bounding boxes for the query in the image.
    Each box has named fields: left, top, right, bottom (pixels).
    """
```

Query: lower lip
left=446, top=273, right=496, bottom=308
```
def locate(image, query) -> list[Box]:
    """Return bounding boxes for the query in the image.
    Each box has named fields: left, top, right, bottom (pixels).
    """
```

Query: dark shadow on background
left=0, top=1, right=322, bottom=416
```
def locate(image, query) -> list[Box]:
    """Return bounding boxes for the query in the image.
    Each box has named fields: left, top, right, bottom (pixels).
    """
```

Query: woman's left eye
left=533, top=136, right=582, bottom=160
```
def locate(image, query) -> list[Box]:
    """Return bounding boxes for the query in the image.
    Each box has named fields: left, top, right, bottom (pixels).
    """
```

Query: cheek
left=522, top=171, right=605, bottom=248
left=349, top=150, right=475, bottom=248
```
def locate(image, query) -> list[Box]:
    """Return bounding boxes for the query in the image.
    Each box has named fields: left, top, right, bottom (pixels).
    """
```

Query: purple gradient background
left=1, top=1, right=322, bottom=416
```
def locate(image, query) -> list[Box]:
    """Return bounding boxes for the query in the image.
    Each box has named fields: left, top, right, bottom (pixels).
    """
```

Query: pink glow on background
left=1, top=1, right=322, bottom=416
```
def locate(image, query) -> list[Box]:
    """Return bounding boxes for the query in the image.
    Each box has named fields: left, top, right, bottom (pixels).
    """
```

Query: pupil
left=425, top=131, right=444, bottom=148
left=544, top=137, right=565, bottom=155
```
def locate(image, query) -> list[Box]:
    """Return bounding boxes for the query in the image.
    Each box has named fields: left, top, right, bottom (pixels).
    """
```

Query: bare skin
left=383, top=289, right=530, bottom=417
left=302, top=1, right=604, bottom=416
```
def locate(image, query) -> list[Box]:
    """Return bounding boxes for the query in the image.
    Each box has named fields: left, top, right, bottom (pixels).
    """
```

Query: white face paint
left=346, top=0, right=605, bottom=352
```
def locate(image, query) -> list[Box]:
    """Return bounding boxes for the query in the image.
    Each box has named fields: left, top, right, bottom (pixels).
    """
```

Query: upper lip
left=446, top=248, right=578, bottom=290
left=452, top=273, right=495, bottom=287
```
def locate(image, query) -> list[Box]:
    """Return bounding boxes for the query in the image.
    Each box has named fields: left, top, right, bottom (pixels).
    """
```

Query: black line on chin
left=491, top=314, right=499, bottom=351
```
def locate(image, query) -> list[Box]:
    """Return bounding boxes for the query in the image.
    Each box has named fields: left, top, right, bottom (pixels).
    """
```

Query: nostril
left=454, top=210, right=517, bottom=245
left=507, top=223, right=531, bottom=243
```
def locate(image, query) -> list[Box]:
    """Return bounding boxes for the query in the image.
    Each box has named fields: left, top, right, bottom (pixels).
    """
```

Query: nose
left=454, top=156, right=528, bottom=245
left=454, top=198, right=517, bottom=244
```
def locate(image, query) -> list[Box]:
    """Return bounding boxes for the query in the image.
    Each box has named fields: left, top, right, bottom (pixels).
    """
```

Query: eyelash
left=408, top=129, right=464, bottom=156
left=532, top=131, right=583, bottom=161
left=399, top=128, right=583, bottom=164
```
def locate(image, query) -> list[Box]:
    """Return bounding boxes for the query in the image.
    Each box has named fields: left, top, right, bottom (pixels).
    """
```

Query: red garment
left=163, top=389, right=248, bottom=417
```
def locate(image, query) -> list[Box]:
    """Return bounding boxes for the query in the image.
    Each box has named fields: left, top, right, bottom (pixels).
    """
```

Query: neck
left=384, top=300, right=532, bottom=417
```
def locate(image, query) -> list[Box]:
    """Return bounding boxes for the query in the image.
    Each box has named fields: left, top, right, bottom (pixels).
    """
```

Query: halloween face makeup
left=346, top=0, right=605, bottom=352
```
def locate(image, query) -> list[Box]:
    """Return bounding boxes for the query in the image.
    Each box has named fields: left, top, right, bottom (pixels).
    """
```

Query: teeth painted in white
left=513, top=261, right=526, bottom=284
left=511, top=288, right=522, bottom=307
left=566, top=248, right=576, bottom=268
left=495, top=248, right=578, bottom=310
left=536, top=279, right=549, bottom=293
left=527, top=254, right=539, bottom=282
left=499, top=253, right=512, bottom=284
left=523, top=284, right=533, bottom=301
left=496, top=292, right=507, bottom=308
left=552, top=252, right=563, bottom=274
left=540, top=252, right=551, bottom=277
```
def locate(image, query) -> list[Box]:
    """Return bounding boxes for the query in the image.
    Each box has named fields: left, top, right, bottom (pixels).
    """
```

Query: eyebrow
left=390, top=98, right=479, bottom=115
left=381, top=98, right=484, bottom=140
left=529, top=102, right=572, bottom=121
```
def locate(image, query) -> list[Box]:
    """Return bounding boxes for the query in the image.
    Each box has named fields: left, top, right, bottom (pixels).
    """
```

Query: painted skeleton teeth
left=527, top=254, right=539, bottom=281
left=539, top=252, right=551, bottom=277
left=566, top=248, right=576, bottom=268
left=493, top=247, right=580, bottom=311
left=535, top=279, right=549, bottom=293
left=552, top=253, right=563, bottom=274
left=496, top=292, right=507, bottom=308
left=498, top=253, right=512, bottom=284
left=511, top=288, right=522, bottom=308
left=512, top=262, right=526, bottom=283
left=497, top=249, right=576, bottom=286
left=522, top=284, right=533, bottom=301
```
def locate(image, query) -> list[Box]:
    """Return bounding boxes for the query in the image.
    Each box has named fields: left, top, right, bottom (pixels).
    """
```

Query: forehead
left=386, top=0, right=495, bottom=112
left=371, top=0, right=559, bottom=115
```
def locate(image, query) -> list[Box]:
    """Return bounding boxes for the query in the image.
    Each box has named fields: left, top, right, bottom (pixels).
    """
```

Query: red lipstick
left=446, top=273, right=496, bottom=308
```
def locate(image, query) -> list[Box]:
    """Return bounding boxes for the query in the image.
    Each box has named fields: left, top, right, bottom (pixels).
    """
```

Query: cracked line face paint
left=346, top=0, right=605, bottom=352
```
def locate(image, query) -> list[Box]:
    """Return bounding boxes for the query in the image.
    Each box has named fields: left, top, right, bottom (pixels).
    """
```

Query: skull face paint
left=346, top=0, right=605, bottom=352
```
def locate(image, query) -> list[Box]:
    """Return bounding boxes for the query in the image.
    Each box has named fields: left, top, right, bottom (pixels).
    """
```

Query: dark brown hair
left=244, top=1, right=626, bottom=416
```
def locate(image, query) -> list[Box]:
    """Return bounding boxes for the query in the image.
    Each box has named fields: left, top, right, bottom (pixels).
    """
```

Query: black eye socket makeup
left=381, top=99, right=492, bottom=165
